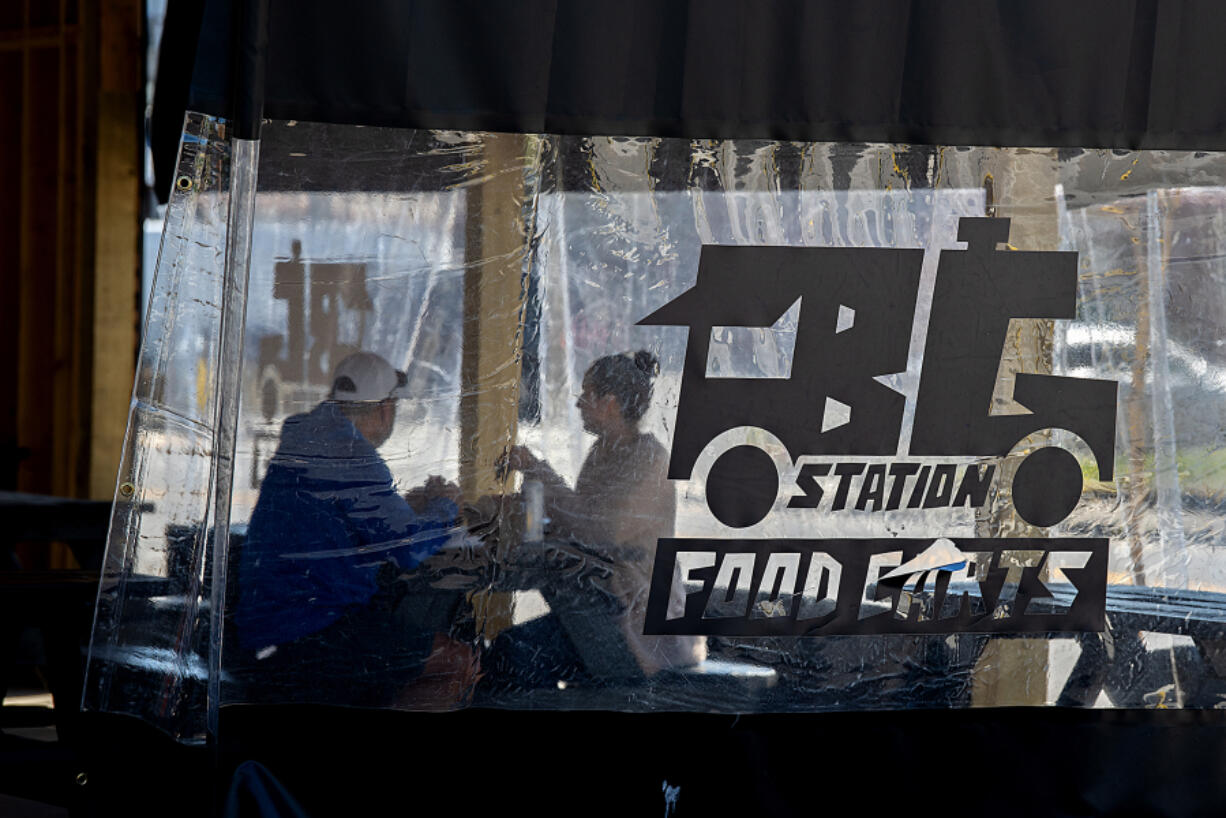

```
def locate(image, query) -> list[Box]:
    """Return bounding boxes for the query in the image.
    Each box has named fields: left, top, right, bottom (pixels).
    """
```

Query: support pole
left=459, top=133, right=535, bottom=638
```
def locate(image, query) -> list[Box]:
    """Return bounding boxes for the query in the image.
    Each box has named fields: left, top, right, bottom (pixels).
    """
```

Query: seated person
left=233, top=352, right=465, bottom=706
left=490, top=351, right=706, bottom=687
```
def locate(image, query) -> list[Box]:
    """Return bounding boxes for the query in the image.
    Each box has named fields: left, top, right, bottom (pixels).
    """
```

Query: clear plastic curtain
left=85, top=117, right=1226, bottom=741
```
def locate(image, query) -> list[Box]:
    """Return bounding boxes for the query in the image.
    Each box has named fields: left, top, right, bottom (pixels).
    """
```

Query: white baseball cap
left=330, top=352, right=409, bottom=401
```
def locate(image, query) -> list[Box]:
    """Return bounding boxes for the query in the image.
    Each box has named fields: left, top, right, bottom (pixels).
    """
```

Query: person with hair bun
left=498, top=350, right=706, bottom=679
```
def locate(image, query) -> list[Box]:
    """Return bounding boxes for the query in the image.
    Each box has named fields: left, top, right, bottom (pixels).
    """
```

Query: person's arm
left=332, top=457, right=459, bottom=570
left=505, top=446, right=585, bottom=540
left=524, top=459, right=602, bottom=543
left=509, top=446, right=567, bottom=492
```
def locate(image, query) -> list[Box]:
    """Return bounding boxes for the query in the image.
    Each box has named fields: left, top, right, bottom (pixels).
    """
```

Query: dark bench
left=896, top=580, right=1226, bottom=707
left=0, top=492, right=116, bottom=808
left=0, top=492, right=120, bottom=734
left=1040, top=584, right=1226, bottom=706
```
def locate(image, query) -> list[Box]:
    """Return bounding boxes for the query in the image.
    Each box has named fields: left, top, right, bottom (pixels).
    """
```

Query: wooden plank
left=50, top=2, right=75, bottom=521
left=458, top=133, right=533, bottom=500
left=47, top=2, right=86, bottom=569
left=0, top=25, right=68, bottom=45
left=88, top=0, right=141, bottom=500
left=62, top=18, right=92, bottom=507
left=0, top=34, right=68, bottom=50
left=16, top=45, right=62, bottom=508
left=459, top=133, right=535, bottom=639
left=970, top=148, right=1062, bottom=707
left=75, top=0, right=99, bottom=497
left=0, top=51, right=22, bottom=491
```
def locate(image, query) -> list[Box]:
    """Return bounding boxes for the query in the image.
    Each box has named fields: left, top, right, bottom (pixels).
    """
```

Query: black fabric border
left=73, top=707, right=1226, bottom=816
left=153, top=0, right=1226, bottom=200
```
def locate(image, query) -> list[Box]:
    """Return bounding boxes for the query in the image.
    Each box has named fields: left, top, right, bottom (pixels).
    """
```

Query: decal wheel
left=1012, top=446, right=1083, bottom=528
left=706, top=445, right=779, bottom=528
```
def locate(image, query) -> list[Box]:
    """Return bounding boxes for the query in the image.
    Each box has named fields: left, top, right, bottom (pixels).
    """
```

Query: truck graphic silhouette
left=639, top=217, right=1118, bottom=529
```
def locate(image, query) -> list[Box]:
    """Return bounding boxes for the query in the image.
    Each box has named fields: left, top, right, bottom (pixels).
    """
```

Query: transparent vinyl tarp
left=85, top=114, right=1226, bottom=740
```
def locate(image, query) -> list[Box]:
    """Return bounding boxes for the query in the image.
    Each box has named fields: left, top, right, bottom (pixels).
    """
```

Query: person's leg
left=231, top=607, right=430, bottom=707
left=231, top=583, right=459, bottom=706
left=289, top=606, right=434, bottom=706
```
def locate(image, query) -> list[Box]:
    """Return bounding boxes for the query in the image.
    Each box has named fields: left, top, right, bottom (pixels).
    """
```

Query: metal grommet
left=75, top=772, right=88, bottom=787
left=176, top=175, right=194, bottom=192
left=119, top=482, right=135, bottom=498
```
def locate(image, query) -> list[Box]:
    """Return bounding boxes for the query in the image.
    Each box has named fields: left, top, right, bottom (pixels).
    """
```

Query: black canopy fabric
left=152, top=0, right=1226, bottom=200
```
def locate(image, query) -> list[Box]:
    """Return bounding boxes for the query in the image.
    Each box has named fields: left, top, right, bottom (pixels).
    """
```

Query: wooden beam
left=458, top=133, right=535, bottom=639
left=87, top=0, right=141, bottom=500
left=51, top=0, right=74, bottom=504
left=0, top=26, right=77, bottom=50
left=0, top=47, right=22, bottom=491
left=458, top=133, right=534, bottom=500
left=16, top=37, right=61, bottom=502
left=970, top=147, right=1061, bottom=707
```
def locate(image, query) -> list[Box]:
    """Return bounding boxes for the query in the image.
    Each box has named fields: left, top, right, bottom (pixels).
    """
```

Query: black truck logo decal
left=641, top=218, right=1115, bottom=636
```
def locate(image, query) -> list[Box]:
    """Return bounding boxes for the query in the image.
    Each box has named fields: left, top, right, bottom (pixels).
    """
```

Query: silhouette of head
left=578, top=350, right=659, bottom=435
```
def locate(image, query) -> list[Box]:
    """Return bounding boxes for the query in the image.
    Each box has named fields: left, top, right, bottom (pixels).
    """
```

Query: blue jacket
left=235, top=402, right=457, bottom=650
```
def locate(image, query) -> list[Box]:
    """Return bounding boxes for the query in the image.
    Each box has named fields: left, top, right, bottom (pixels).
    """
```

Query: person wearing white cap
left=233, top=351, right=462, bottom=706
left=325, top=350, right=411, bottom=447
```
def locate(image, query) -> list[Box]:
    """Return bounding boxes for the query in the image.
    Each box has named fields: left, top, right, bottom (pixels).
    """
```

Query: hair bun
left=633, top=350, right=660, bottom=377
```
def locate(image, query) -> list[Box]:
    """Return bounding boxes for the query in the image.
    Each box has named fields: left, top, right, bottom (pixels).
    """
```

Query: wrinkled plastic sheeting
left=84, top=114, right=232, bottom=740
left=84, top=117, right=1226, bottom=742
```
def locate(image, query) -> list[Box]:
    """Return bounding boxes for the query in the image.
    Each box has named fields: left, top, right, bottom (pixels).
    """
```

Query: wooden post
left=458, top=133, right=535, bottom=637
left=15, top=0, right=62, bottom=507
left=970, top=147, right=1062, bottom=706
left=87, top=0, right=141, bottom=501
